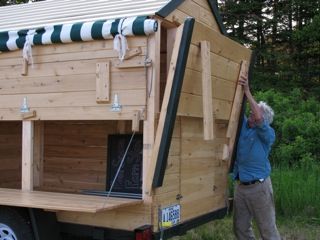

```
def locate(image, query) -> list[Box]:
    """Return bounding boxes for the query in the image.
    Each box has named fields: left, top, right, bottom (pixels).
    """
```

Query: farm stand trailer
left=0, top=0, right=252, bottom=239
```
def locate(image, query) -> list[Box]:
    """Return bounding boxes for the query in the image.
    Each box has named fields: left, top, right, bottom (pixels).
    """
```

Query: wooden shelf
left=0, top=188, right=142, bottom=213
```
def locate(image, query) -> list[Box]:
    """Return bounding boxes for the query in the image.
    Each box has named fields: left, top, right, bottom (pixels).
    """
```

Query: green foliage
left=272, top=166, right=320, bottom=219
left=255, top=89, right=320, bottom=167
left=220, top=0, right=320, bottom=96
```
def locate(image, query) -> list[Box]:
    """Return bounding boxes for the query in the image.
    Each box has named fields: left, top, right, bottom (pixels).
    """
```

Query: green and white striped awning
left=0, top=16, right=158, bottom=53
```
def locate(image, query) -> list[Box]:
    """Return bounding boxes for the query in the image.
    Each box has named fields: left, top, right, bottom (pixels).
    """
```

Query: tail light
left=135, top=225, right=153, bottom=240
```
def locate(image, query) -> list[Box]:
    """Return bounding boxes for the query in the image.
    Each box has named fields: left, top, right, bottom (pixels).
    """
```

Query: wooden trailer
left=0, top=0, right=252, bottom=239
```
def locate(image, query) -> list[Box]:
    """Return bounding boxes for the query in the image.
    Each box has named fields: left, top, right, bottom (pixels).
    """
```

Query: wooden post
left=167, top=28, right=177, bottom=73
left=143, top=20, right=161, bottom=201
left=145, top=23, right=184, bottom=196
left=132, top=110, right=140, bottom=132
left=21, top=58, right=28, bottom=76
left=224, top=60, right=248, bottom=162
left=201, top=41, right=214, bottom=140
left=33, top=121, right=44, bottom=187
left=22, top=120, right=34, bottom=191
left=96, top=62, right=110, bottom=103
left=227, top=60, right=248, bottom=138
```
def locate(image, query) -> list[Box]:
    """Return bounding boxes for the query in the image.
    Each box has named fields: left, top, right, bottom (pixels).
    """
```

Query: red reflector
left=135, top=226, right=153, bottom=240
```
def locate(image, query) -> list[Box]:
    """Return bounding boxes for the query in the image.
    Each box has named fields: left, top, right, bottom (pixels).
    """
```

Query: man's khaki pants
left=233, top=177, right=281, bottom=240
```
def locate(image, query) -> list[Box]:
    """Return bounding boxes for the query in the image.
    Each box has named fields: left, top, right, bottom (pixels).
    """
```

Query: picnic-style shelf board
left=0, top=188, right=142, bottom=213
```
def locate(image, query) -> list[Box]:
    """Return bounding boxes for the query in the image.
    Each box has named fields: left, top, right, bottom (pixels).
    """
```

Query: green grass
left=172, top=215, right=320, bottom=240
left=172, top=166, right=320, bottom=240
left=272, top=165, right=320, bottom=219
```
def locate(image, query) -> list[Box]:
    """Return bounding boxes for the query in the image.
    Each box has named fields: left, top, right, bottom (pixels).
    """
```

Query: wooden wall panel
left=165, top=0, right=220, bottom=32
left=153, top=118, right=181, bottom=230
left=180, top=117, right=229, bottom=222
left=177, top=20, right=252, bottom=121
left=0, top=122, right=22, bottom=188
left=41, top=121, right=135, bottom=193
left=0, top=38, right=147, bottom=121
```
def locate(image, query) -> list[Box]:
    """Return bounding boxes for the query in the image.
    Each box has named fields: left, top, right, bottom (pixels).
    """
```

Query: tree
left=219, top=0, right=320, bottom=97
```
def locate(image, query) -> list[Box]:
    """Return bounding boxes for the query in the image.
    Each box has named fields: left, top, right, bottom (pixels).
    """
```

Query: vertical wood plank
left=145, top=23, right=184, bottom=196
left=226, top=60, right=248, bottom=138
left=224, top=60, right=248, bottom=162
left=143, top=21, right=162, bottom=202
left=33, top=121, right=44, bottom=187
left=22, top=120, right=34, bottom=191
left=201, top=41, right=214, bottom=140
left=21, top=58, right=28, bottom=76
left=96, top=62, right=110, bottom=103
left=132, top=110, right=140, bottom=132
left=167, top=28, right=177, bottom=73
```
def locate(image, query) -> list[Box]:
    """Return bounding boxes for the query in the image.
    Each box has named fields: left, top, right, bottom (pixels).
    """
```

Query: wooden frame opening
left=0, top=120, right=143, bottom=212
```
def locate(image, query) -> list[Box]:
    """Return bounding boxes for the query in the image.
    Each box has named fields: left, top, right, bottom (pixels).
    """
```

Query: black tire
left=0, top=207, right=34, bottom=240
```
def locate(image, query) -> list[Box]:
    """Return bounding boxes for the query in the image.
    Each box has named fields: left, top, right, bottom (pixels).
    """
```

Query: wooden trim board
left=22, top=120, right=34, bottom=191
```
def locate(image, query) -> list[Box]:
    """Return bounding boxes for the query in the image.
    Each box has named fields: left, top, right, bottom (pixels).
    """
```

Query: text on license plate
left=161, top=204, right=180, bottom=225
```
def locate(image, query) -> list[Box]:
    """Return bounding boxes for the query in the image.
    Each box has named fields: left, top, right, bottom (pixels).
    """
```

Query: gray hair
left=258, top=101, right=274, bottom=124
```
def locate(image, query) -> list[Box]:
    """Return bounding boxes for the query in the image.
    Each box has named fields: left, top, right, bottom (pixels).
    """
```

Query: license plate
left=161, top=204, right=181, bottom=226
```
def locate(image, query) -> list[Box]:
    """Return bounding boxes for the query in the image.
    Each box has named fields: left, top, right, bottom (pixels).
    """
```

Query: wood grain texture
left=0, top=188, right=142, bottom=213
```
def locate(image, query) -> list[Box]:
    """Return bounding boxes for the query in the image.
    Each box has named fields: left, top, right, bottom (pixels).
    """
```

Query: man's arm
left=238, top=74, right=263, bottom=125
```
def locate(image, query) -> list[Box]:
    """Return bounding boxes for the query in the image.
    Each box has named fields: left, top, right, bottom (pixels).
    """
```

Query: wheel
left=0, top=207, right=34, bottom=240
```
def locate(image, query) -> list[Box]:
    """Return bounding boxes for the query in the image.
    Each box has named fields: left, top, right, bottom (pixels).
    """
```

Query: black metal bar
left=152, top=17, right=195, bottom=188
left=207, top=0, right=227, bottom=35
left=156, top=0, right=185, bottom=18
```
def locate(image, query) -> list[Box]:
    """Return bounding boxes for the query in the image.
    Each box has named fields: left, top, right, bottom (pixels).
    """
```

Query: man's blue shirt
left=233, top=116, right=275, bottom=182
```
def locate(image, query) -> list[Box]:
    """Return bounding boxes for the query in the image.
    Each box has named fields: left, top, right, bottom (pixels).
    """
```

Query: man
left=233, top=74, right=281, bottom=240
